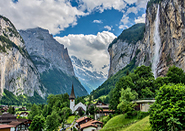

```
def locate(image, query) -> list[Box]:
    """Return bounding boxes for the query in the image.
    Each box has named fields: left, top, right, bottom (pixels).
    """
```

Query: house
left=19, top=112, right=29, bottom=117
left=94, top=101, right=114, bottom=120
left=69, top=85, right=87, bottom=114
left=76, top=117, right=103, bottom=131
left=0, top=113, right=16, bottom=124
left=0, top=124, right=15, bottom=131
left=9, top=121, right=29, bottom=131
left=134, top=100, right=155, bottom=112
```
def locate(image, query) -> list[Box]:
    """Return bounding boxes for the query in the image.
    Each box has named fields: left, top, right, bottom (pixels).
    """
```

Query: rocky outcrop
left=0, top=15, right=46, bottom=98
left=108, top=23, right=145, bottom=77
left=108, top=0, right=185, bottom=78
left=141, top=0, right=185, bottom=77
left=19, top=28, right=88, bottom=96
left=19, top=28, right=74, bottom=76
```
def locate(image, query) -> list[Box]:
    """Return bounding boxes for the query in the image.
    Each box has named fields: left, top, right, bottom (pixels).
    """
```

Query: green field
left=67, top=115, right=76, bottom=124
left=122, top=116, right=151, bottom=131
left=101, top=114, right=138, bottom=131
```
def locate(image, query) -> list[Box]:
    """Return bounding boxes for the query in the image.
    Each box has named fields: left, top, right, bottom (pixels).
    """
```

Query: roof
left=76, top=116, right=91, bottom=123
left=9, top=121, right=22, bottom=126
left=17, top=119, right=29, bottom=122
left=133, top=100, right=156, bottom=103
left=0, top=124, right=15, bottom=129
left=69, top=84, right=76, bottom=99
left=0, top=113, right=16, bottom=118
left=80, top=122, right=97, bottom=129
left=80, top=120, right=103, bottom=129
left=96, top=105, right=109, bottom=109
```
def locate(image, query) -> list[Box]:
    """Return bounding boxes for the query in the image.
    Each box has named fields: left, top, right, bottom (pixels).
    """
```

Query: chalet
left=0, top=113, right=16, bottom=124
left=134, top=100, right=155, bottom=112
left=69, top=85, right=87, bottom=114
left=94, top=101, right=114, bottom=120
left=19, top=112, right=29, bottom=117
left=9, top=121, right=29, bottom=131
left=0, top=124, right=15, bottom=131
left=76, top=117, right=103, bottom=131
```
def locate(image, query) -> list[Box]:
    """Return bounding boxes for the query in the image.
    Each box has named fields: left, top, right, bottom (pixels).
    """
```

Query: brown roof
left=69, top=84, right=76, bottom=99
left=76, top=116, right=91, bottom=123
left=17, top=119, right=29, bottom=122
left=0, top=124, right=15, bottom=129
left=80, top=122, right=97, bottom=129
left=80, top=120, right=103, bottom=129
left=0, top=113, right=16, bottom=118
left=9, top=121, right=22, bottom=126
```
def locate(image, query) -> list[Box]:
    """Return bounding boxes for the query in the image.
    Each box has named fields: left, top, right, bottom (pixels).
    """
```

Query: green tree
left=45, top=111, right=60, bottom=131
left=29, top=115, right=45, bottom=131
left=117, top=87, right=138, bottom=113
left=149, top=84, right=185, bottom=130
left=167, top=66, right=185, bottom=84
left=28, top=104, right=38, bottom=120
left=8, top=106, right=15, bottom=114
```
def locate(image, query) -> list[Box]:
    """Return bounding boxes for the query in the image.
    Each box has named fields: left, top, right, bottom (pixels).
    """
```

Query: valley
left=1, top=0, right=185, bottom=130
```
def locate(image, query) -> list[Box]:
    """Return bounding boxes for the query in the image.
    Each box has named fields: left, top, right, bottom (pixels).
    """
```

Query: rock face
left=108, top=23, right=145, bottom=77
left=0, top=16, right=46, bottom=98
left=108, top=0, right=185, bottom=78
left=71, top=56, right=107, bottom=93
left=19, top=28, right=88, bottom=96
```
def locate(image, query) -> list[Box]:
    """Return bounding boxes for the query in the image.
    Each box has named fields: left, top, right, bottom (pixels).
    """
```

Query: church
left=69, top=85, right=87, bottom=114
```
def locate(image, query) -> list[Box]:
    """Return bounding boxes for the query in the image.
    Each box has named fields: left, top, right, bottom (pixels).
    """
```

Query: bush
left=149, top=84, right=185, bottom=130
left=137, top=111, right=149, bottom=119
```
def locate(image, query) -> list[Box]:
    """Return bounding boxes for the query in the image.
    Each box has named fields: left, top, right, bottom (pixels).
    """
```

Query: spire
left=69, top=84, right=76, bottom=99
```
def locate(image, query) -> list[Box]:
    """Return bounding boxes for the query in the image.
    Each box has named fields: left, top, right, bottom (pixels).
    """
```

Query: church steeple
left=69, top=84, right=76, bottom=99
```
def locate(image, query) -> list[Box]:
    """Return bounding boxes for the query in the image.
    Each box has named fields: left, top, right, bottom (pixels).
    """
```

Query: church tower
left=69, top=84, right=76, bottom=114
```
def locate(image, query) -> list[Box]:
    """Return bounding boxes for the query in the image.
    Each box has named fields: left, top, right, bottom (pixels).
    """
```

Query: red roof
left=76, top=116, right=91, bottom=123
left=80, top=119, right=103, bottom=129
left=9, top=121, right=22, bottom=126
left=0, top=124, right=15, bottom=129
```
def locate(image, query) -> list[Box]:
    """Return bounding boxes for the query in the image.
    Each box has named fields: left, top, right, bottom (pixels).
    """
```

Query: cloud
left=135, top=14, right=146, bottom=23
left=54, top=31, right=116, bottom=74
left=0, top=0, right=86, bottom=34
left=93, top=20, right=103, bottom=24
left=104, top=25, right=112, bottom=31
left=78, top=0, right=127, bottom=12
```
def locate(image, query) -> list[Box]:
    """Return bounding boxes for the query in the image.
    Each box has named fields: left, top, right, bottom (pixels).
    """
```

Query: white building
left=69, top=85, right=87, bottom=114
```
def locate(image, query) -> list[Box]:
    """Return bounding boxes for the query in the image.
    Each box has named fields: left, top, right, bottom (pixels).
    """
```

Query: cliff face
left=19, top=28, right=88, bottom=96
left=142, top=0, right=185, bottom=77
left=108, top=23, right=145, bottom=77
left=0, top=16, right=46, bottom=98
left=108, top=0, right=185, bottom=78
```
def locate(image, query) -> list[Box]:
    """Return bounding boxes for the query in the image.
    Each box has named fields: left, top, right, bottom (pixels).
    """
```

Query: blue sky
left=1, top=0, right=149, bottom=75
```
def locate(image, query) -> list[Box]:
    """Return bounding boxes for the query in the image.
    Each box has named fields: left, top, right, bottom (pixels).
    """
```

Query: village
left=0, top=85, right=155, bottom=131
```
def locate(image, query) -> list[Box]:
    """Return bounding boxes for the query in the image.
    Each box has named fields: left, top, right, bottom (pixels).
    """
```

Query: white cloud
left=135, top=14, right=146, bottom=23
left=119, top=25, right=128, bottom=29
left=93, top=20, right=103, bottom=24
left=0, top=0, right=86, bottom=34
left=54, top=31, right=116, bottom=74
left=78, top=0, right=127, bottom=12
left=104, top=25, right=112, bottom=31
left=120, top=15, right=129, bottom=25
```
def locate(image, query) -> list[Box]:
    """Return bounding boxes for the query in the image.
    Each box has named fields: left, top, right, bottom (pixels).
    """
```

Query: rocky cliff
left=0, top=15, right=46, bottom=98
left=108, top=0, right=185, bottom=78
left=19, top=28, right=88, bottom=96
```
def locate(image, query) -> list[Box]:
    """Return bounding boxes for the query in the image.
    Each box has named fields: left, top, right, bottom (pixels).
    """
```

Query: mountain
left=0, top=15, right=46, bottom=98
left=93, top=0, right=185, bottom=98
left=71, top=56, right=107, bottom=94
left=19, top=28, right=88, bottom=96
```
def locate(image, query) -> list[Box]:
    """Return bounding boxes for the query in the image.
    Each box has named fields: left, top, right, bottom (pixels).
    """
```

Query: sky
left=0, top=0, right=149, bottom=75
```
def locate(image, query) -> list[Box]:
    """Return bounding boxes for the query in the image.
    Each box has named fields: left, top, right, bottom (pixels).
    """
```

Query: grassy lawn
left=67, top=115, right=76, bottom=124
left=100, top=114, right=138, bottom=131
left=122, top=116, right=151, bottom=131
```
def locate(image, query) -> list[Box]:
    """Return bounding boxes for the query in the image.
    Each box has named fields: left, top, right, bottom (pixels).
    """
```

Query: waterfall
left=152, top=5, right=161, bottom=78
